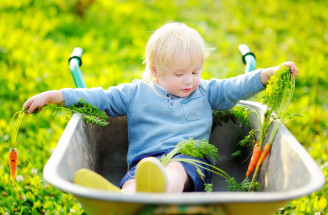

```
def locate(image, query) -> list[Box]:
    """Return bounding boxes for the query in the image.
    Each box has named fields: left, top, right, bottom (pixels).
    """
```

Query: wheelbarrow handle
left=238, top=44, right=256, bottom=73
left=69, top=47, right=83, bottom=66
left=68, top=45, right=255, bottom=88
left=68, top=47, right=87, bottom=88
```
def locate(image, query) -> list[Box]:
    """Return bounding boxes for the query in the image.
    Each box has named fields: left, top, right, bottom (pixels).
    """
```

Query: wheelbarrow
left=43, top=45, right=325, bottom=215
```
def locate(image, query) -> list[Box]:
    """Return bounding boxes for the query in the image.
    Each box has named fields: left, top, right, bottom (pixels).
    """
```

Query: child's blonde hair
left=142, top=22, right=211, bottom=82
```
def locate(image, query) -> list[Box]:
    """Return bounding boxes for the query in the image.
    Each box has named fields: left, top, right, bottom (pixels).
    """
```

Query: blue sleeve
left=205, top=69, right=265, bottom=110
left=61, top=81, right=138, bottom=117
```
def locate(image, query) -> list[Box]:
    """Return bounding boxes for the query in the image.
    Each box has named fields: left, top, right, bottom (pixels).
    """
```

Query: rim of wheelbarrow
left=43, top=100, right=325, bottom=204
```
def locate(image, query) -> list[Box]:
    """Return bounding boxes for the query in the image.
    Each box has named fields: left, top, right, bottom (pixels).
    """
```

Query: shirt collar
left=150, top=81, right=201, bottom=100
left=150, top=81, right=178, bottom=98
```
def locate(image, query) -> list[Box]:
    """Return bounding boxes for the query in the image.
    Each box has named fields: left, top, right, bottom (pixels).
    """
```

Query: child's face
left=155, top=52, right=203, bottom=98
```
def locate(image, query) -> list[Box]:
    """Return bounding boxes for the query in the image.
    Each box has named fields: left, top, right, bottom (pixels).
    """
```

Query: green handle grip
left=69, top=47, right=87, bottom=88
left=238, top=44, right=256, bottom=73
left=244, top=54, right=256, bottom=73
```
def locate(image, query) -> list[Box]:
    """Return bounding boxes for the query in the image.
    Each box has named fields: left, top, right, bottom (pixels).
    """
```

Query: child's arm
left=260, top=61, right=298, bottom=85
left=206, top=61, right=298, bottom=111
left=23, top=90, right=64, bottom=114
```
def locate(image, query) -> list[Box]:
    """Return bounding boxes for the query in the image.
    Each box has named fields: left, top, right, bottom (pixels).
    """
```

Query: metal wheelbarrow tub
left=43, top=100, right=325, bottom=215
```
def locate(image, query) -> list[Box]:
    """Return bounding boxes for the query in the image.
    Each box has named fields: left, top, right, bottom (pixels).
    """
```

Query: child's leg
left=165, top=161, right=192, bottom=193
left=121, top=179, right=136, bottom=194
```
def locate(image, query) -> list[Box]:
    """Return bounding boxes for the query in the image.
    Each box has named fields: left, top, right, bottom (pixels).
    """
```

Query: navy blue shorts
left=119, top=149, right=212, bottom=192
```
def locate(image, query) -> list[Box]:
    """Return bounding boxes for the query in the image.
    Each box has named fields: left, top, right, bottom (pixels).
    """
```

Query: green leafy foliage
left=160, top=138, right=218, bottom=167
left=213, top=105, right=257, bottom=160
left=263, top=65, right=294, bottom=113
left=177, top=138, right=219, bottom=160
left=37, top=99, right=109, bottom=126
left=231, top=130, right=256, bottom=160
left=11, top=109, right=28, bottom=149
left=204, top=183, right=213, bottom=192
left=261, top=66, right=296, bottom=147
left=226, top=177, right=259, bottom=192
left=160, top=138, right=254, bottom=192
left=213, top=105, right=251, bottom=128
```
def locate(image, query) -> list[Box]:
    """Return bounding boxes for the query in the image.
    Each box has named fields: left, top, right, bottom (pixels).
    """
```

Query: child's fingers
left=23, top=97, right=41, bottom=114
left=23, top=98, right=33, bottom=112
left=28, top=101, right=46, bottom=114
left=27, top=103, right=38, bottom=114
left=281, top=62, right=298, bottom=78
left=291, top=66, right=299, bottom=77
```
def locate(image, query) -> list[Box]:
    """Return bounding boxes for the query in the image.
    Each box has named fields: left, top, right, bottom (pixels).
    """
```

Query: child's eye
left=175, top=73, right=183, bottom=76
left=192, top=69, right=201, bottom=75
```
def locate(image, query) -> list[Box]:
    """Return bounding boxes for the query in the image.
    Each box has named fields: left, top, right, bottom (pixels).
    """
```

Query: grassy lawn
left=0, top=0, right=327, bottom=214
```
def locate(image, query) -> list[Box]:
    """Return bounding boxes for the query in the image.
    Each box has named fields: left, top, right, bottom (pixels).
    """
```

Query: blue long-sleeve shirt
left=62, top=69, right=264, bottom=165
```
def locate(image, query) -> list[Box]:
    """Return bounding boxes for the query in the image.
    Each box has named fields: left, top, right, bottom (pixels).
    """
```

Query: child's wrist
left=48, top=90, right=65, bottom=105
left=260, top=67, right=276, bottom=85
left=260, top=69, right=270, bottom=85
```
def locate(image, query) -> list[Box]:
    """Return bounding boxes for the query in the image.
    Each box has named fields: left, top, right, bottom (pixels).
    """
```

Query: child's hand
left=23, top=90, right=64, bottom=115
left=260, top=62, right=298, bottom=85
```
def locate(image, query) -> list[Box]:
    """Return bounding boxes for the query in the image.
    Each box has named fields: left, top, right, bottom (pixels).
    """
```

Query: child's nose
left=184, top=75, right=192, bottom=84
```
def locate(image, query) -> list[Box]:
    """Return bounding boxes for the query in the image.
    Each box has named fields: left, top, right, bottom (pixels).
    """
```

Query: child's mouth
left=183, top=88, right=192, bottom=92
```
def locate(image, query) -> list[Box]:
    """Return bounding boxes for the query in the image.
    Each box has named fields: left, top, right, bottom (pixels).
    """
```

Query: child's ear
left=150, top=65, right=158, bottom=78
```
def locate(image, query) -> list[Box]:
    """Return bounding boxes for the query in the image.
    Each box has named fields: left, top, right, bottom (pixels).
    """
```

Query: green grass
left=1, top=0, right=327, bottom=214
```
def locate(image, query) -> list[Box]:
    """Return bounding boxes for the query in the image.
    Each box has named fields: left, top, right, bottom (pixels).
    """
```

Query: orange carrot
left=248, top=143, right=272, bottom=190
left=258, top=144, right=272, bottom=166
left=9, top=148, right=18, bottom=181
left=246, top=141, right=262, bottom=177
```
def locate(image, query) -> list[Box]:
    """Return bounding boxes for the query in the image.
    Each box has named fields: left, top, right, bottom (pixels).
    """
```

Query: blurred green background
left=0, top=0, right=327, bottom=214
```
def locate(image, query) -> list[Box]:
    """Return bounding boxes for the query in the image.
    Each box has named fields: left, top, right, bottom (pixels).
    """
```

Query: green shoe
left=73, top=168, right=121, bottom=192
left=135, top=157, right=167, bottom=193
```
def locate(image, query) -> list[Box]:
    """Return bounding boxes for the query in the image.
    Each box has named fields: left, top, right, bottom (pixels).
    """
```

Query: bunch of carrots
left=9, top=108, right=28, bottom=194
left=9, top=99, right=109, bottom=193
left=245, top=65, right=297, bottom=189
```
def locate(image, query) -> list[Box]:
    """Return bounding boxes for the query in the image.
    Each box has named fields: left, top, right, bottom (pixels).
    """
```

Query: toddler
left=24, top=22, right=298, bottom=194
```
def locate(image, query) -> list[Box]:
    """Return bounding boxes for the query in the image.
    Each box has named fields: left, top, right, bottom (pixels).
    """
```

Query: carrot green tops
left=61, top=69, right=264, bottom=165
